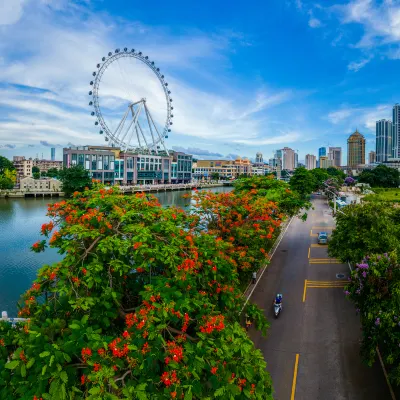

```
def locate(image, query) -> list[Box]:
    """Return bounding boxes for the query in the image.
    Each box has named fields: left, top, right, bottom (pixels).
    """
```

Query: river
left=0, top=187, right=232, bottom=314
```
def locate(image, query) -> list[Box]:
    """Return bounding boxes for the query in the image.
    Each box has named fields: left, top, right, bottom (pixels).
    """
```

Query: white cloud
left=309, top=18, right=322, bottom=28
left=328, top=104, right=392, bottom=132
left=0, top=0, right=26, bottom=25
left=347, top=56, right=372, bottom=71
left=233, top=132, right=303, bottom=145
left=0, top=1, right=296, bottom=152
left=338, top=0, right=400, bottom=47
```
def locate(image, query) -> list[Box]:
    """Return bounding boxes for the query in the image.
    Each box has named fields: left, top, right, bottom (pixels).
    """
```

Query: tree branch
left=114, top=369, right=132, bottom=385
left=167, top=326, right=198, bottom=342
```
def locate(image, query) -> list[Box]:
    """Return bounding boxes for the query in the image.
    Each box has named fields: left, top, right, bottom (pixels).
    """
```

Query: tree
left=58, top=165, right=92, bottom=197
left=32, top=166, right=40, bottom=174
left=46, top=168, right=60, bottom=178
left=0, top=156, right=14, bottom=174
left=358, top=165, right=400, bottom=188
left=328, top=202, right=400, bottom=264
left=309, top=168, right=329, bottom=191
left=33, top=172, right=40, bottom=180
left=0, top=185, right=274, bottom=399
left=326, top=167, right=345, bottom=180
left=289, top=167, right=316, bottom=199
left=344, top=176, right=355, bottom=186
left=40, top=171, right=47, bottom=177
left=0, top=169, right=16, bottom=190
left=211, top=172, right=220, bottom=181
left=345, top=252, right=400, bottom=384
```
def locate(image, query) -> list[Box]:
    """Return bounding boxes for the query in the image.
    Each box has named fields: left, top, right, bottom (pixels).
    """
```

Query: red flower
left=81, top=375, right=86, bottom=385
left=112, top=365, right=118, bottom=371
left=49, top=272, right=57, bottom=280
left=93, top=363, right=101, bottom=372
left=98, top=348, right=105, bottom=357
left=141, top=342, right=150, bottom=354
left=82, top=268, right=87, bottom=275
left=122, top=330, right=130, bottom=338
left=133, top=242, right=142, bottom=250
left=171, top=214, right=176, bottom=220
left=81, top=347, right=92, bottom=361
left=211, top=366, right=218, bottom=375
left=170, top=391, right=177, bottom=398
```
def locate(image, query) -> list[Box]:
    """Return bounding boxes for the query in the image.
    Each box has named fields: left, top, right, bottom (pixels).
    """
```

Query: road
left=249, top=196, right=391, bottom=400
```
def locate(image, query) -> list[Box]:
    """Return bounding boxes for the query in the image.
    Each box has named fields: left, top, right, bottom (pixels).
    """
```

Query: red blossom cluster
left=199, top=315, right=225, bottom=334
left=108, top=338, right=129, bottom=358
left=81, top=347, right=92, bottom=362
left=161, top=370, right=179, bottom=387
left=165, top=341, right=184, bottom=364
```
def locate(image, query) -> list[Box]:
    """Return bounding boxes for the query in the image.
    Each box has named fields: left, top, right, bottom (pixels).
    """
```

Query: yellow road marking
left=303, top=280, right=307, bottom=302
left=291, top=354, right=300, bottom=400
left=310, top=233, right=318, bottom=237
left=311, top=226, right=335, bottom=230
left=307, top=285, right=346, bottom=288
left=307, top=280, right=345, bottom=284
left=308, top=247, right=310, bottom=259
left=311, top=244, right=328, bottom=247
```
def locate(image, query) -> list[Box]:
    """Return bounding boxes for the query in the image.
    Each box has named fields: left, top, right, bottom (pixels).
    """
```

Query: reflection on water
left=0, top=187, right=232, bottom=314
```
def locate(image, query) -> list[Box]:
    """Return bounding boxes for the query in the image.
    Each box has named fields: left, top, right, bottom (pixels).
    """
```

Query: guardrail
left=1, top=311, right=28, bottom=327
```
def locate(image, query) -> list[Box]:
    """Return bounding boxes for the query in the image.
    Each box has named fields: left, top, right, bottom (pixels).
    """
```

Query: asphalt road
left=249, top=196, right=391, bottom=400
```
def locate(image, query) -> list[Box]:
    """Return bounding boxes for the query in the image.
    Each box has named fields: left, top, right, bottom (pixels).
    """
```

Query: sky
left=0, top=0, right=399, bottom=163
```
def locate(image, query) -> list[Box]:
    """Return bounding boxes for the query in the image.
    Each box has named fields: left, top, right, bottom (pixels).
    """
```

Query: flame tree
left=0, top=177, right=307, bottom=399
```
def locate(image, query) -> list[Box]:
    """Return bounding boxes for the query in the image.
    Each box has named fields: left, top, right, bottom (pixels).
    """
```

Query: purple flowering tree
left=344, top=176, right=355, bottom=186
left=345, top=252, right=400, bottom=384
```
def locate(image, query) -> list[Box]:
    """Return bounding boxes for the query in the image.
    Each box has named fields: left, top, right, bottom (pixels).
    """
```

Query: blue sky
left=0, top=0, right=399, bottom=163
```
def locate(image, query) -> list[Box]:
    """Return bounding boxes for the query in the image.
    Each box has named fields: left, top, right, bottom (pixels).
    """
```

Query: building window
left=92, top=155, right=97, bottom=170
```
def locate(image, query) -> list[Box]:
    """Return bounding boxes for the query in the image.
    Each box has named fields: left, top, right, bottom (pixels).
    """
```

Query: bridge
left=118, top=182, right=232, bottom=193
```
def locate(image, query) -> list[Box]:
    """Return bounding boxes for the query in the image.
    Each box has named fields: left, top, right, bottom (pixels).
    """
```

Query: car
left=317, top=232, right=328, bottom=244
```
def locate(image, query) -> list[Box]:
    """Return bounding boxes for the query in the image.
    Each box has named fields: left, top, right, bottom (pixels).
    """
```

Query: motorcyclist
left=245, top=314, right=252, bottom=330
left=274, top=294, right=282, bottom=307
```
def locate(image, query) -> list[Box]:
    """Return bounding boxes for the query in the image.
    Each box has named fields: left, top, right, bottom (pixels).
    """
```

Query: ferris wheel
left=88, top=48, right=173, bottom=154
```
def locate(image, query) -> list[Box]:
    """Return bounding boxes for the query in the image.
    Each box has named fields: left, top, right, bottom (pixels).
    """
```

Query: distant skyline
left=0, top=0, right=399, bottom=162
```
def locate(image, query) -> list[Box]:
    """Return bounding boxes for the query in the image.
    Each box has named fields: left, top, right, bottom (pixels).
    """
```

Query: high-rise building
left=328, top=147, right=342, bottom=167
left=51, top=148, right=56, bottom=161
left=276, top=147, right=296, bottom=171
left=347, top=129, right=366, bottom=167
left=294, top=152, right=298, bottom=169
left=319, top=156, right=333, bottom=169
left=255, top=152, right=263, bottom=164
left=318, top=147, right=326, bottom=158
left=305, top=154, right=316, bottom=170
left=376, top=119, right=392, bottom=162
left=369, top=151, right=376, bottom=164
left=392, top=104, right=400, bottom=159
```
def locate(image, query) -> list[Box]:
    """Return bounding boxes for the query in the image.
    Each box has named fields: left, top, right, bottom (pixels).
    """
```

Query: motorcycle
left=273, top=302, right=282, bottom=318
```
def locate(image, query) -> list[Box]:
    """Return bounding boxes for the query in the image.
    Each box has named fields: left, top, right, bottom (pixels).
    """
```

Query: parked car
left=317, top=232, right=328, bottom=244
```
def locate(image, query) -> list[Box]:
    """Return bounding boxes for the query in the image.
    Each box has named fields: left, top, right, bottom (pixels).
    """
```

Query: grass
left=363, top=188, right=400, bottom=203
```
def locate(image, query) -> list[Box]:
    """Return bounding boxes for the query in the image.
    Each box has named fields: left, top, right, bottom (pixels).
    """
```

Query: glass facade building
left=63, top=146, right=177, bottom=185
left=393, top=104, right=400, bottom=159
left=376, top=119, right=392, bottom=162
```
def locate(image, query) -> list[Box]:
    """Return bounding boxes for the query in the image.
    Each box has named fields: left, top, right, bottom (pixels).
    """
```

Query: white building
left=276, top=147, right=296, bottom=171
left=305, top=154, right=316, bottom=170
left=20, top=177, right=62, bottom=192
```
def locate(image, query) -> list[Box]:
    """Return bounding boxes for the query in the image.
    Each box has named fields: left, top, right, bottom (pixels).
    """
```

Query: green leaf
left=60, top=371, right=68, bottom=384
left=42, top=365, right=47, bottom=376
left=40, top=351, right=50, bottom=358
left=26, top=357, right=35, bottom=369
left=21, top=363, right=26, bottom=377
left=49, top=355, right=55, bottom=366
left=69, top=324, right=80, bottom=330
left=184, top=391, right=193, bottom=400
left=89, top=387, right=101, bottom=394
left=5, top=360, right=19, bottom=370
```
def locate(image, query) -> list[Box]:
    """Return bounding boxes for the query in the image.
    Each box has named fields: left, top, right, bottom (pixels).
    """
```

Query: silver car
left=318, top=232, right=328, bottom=244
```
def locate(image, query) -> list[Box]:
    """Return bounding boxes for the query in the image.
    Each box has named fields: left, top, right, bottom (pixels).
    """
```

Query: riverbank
left=0, top=182, right=230, bottom=198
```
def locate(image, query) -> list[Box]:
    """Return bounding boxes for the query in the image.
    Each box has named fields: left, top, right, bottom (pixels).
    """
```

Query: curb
left=240, top=216, right=294, bottom=313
